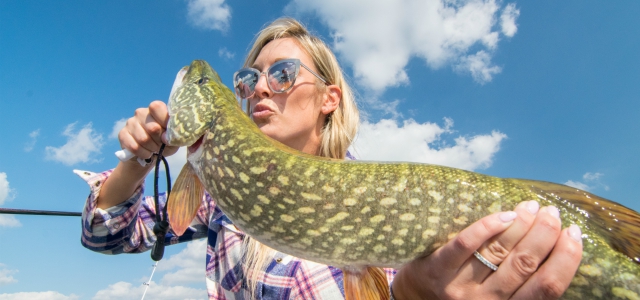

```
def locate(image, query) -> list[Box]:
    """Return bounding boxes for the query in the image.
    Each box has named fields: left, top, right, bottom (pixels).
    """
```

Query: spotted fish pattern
left=166, top=60, right=640, bottom=299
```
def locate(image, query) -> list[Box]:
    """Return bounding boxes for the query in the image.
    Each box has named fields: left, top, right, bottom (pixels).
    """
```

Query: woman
left=80, top=18, right=583, bottom=299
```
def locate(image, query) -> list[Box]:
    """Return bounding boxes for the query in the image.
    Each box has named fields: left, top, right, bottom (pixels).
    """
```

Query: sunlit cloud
left=0, top=172, right=20, bottom=228
left=155, top=147, right=187, bottom=183
left=218, top=47, right=235, bottom=60
left=109, top=118, right=127, bottom=139
left=186, top=0, right=231, bottom=32
left=91, top=240, right=207, bottom=300
left=0, top=215, right=20, bottom=227
left=289, top=0, right=519, bottom=92
left=500, top=3, right=519, bottom=37
left=24, top=129, right=40, bottom=152
left=0, top=264, right=17, bottom=286
left=45, top=122, right=104, bottom=166
left=0, top=291, right=78, bottom=300
left=92, top=281, right=206, bottom=300
left=0, top=173, right=15, bottom=207
left=349, top=118, right=507, bottom=171
left=158, top=239, right=206, bottom=285
left=455, top=50, right=502, bottom=84
left=564, top=172, right=609, bottom=192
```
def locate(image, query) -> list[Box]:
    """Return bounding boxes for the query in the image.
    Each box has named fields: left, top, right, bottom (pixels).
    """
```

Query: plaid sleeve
left=75, top=169, right=210, bottom=254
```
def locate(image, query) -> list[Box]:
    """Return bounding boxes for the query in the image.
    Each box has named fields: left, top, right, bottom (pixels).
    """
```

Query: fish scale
left=166, top=60, right=640, bottom=299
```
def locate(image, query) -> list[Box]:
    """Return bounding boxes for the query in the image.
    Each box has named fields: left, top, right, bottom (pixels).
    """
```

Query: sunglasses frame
left=233, top=58, right=328, bottom=100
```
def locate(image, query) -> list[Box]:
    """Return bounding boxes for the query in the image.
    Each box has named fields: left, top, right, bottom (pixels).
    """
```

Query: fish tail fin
left=343, top=267, right=390, bottom=300
left=167, top=163, right=204, bottom=236
left=512, top=179, right=640, bottom=264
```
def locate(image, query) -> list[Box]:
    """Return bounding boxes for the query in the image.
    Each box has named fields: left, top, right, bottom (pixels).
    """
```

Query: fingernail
left=526, top=200, right=540, bottom=214
left=161, top=131, right=168, bottom=144
left=568, top=224, right=582, bottom=243
left=546, top=206, right=560, bottom=219
left=499, top=211, right=517, bottom=222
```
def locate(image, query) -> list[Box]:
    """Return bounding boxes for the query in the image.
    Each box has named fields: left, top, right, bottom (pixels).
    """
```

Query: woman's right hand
left=119, top=100, right=180, bottom=160
left=97, top=101, right=180, bottom=209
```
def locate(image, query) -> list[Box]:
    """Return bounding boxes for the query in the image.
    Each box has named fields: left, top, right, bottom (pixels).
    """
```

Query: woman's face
left=248, top=38, right=330, bottom=154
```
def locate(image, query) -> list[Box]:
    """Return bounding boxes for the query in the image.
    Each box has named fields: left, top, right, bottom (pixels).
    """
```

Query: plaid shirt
left=76, top=167, right=397, bottom=299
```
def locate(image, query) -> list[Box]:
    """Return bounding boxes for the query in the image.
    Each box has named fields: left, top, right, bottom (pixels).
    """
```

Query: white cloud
left=186, top=0, right=231, bottom=32
left=0, top=172, right=20, bottom=227
left=158, top=239, right=206, bottom=285
left=218, top=47, right=235, bottom=60
left=455, top=50, right=502, bottom=84
left=0, top=216, right=21, bottom=228
left=0, top=291, right=78, bottom=300
left=45, top=122, right=104, bottom=166
left=349, top=118, right=506, bottom=171
left=24, top=129, right=40, bottom=152
left=583, top=172, right=603, bottom=181
left=92, top=281, right=206, bottom=300
left=91, top=240, right=207, bottom=300
left=109, top=118, right=127, bottom=139
left=564, top=180, right=590, bottom=191
left=0, top=173, right=15, bottom=206
left=288, top=0, right=519, bottom=91
left=0, top=264, right=17, bottom=286
left=500, top=3, right=520, bottom=37
left=564, top=172, right=609, bottom=192
left=159, top=147, right=188, bottom=183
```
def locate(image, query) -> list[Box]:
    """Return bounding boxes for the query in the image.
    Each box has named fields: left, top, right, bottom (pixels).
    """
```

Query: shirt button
left=276, top=258, right=283, bottom=263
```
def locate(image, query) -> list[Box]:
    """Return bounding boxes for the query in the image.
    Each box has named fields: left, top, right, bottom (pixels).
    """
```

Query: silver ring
left=474, top=251, right=499, bottom=271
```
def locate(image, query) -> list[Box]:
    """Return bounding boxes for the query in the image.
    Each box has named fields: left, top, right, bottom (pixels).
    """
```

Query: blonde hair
left=240, top=17, right=359, bottom=296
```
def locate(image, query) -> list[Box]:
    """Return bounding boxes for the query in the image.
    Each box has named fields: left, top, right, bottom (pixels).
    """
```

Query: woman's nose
left=252, top=72, right=272, bottom=99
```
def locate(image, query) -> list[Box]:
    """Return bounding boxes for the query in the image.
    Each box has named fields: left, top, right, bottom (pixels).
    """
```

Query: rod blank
left=0, top=208, right=81, bottom=217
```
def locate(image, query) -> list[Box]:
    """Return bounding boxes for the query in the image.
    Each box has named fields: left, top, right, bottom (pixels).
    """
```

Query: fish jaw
left=165, top=60, right=220, bottom=147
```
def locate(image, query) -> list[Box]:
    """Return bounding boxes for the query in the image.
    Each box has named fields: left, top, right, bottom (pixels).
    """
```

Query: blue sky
left=0, top=0, right=638, bottom=299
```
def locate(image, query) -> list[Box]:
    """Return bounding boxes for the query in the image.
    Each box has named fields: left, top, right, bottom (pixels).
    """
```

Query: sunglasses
left=233, top=58, right=328, bottom=99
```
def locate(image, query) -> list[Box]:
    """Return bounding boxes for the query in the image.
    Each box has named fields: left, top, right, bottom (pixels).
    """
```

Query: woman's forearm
left=96, top=159, right=154, bottom=209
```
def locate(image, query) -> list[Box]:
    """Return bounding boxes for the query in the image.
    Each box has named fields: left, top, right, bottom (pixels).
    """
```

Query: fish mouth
left=187, top=135, right=204, bottom=154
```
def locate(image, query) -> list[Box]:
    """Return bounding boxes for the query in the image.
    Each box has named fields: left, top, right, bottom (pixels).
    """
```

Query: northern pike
left=164, top=60, right=640, bottom=300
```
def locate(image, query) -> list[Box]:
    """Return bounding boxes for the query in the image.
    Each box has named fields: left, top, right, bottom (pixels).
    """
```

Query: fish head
left=165, top=60, right=223, bottom=147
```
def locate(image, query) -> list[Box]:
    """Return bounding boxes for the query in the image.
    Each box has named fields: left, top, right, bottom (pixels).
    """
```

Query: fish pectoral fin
left=167, top=163, right=204, bottom=236
left=343, top=267, right=389, bottom=300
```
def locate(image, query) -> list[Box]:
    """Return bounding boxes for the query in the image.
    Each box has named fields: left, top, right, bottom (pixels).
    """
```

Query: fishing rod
left=0, top=208, right=81, bottom=216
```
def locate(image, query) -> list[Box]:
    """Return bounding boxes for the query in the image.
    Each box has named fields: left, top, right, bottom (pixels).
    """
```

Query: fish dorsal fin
left=343, top=267, right=390, bottom=300
left=513, top=179, right=640, bottom=264
left=167, top=163, right=204, bottom=236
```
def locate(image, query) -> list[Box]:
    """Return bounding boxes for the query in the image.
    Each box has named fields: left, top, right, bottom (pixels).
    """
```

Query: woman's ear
left=321, top=85, right=341, bottom=115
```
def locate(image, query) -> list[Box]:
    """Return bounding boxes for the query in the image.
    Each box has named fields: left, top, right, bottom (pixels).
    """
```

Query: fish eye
left=197, top=77, right=209, bottom=85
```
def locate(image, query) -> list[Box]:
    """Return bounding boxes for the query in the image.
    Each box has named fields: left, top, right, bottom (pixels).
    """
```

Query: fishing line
left=141, top=261, right=159, bottom=300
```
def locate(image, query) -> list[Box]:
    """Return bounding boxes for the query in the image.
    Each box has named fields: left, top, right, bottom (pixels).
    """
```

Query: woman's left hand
left=391, top=200, right=583, bottom=300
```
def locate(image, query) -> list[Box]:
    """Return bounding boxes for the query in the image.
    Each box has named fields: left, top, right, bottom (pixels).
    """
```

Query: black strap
left=150, top=144, right=172, bottom=261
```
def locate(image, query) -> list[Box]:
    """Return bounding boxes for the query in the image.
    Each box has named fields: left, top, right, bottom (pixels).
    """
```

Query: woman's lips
left=252, top=104, right=274, bottom=119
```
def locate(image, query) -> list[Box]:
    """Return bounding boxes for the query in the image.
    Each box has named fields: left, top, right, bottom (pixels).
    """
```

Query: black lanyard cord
left=150, top=144, right=172, bottom=261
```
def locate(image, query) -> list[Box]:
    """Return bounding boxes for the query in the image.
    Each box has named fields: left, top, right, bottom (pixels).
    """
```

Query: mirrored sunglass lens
left=234, top=70, right=258, bottom=98
left=268, top=61, right=297, bottom=92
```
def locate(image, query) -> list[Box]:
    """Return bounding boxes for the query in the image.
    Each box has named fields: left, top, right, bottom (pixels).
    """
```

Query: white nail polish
left=499, top=211, right=517, bottom=222
left=526, top=200, right=539, bottom=214
left=568, top=224, right=582, bottom=243
left=547, top=206, right=560, bottom=219
left=161, top=131, right=168, bottom=144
